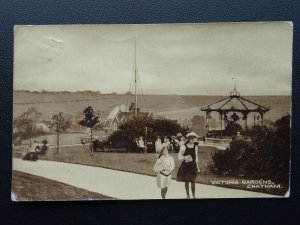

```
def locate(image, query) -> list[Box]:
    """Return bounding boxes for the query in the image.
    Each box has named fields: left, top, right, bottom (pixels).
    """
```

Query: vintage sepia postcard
left=12, top=22, right=292, bottom=201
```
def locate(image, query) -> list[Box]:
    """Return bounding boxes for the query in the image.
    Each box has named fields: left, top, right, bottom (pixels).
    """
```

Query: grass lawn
left=12, top=171, right=115, bottom=201
left=13, top=144, right=287, bottom=196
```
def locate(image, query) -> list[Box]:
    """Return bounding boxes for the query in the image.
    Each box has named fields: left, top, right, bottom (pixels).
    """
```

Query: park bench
left=37, top=145, right=49, bottom=159
left=22, top=144, right=49, bottom=161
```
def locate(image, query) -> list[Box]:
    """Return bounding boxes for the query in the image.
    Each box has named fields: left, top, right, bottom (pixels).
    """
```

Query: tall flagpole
left=134, top=38, right=138, bottom=117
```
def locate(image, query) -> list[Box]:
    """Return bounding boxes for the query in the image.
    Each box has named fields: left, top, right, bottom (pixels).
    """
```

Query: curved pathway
left=12, top=158, right=277, bottom=200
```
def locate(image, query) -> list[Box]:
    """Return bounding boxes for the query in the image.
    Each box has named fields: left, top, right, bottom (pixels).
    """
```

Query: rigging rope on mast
left=125, top=37, right=148, bottom=114
left=134, top=38, right=138, bottom=116
left=137, top=69, right=147, bottom=108
left=126, top=63, right=135, bottom=111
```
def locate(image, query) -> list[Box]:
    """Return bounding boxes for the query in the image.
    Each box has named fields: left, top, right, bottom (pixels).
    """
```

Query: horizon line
left=13, top=89, right=291, bottom=97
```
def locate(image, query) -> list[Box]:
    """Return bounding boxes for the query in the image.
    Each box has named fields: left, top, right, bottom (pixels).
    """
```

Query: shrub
left=211, top=115, right=290, bottom=188
left=223, top=121, right=243, bottom=137
left=108, top=117, right=188, bottom=152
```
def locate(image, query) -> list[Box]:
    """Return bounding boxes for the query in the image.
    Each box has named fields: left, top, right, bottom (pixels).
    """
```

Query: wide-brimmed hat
left=186, top=132, right=199, bottom=138
left=176, top=133, right=183, bottom=137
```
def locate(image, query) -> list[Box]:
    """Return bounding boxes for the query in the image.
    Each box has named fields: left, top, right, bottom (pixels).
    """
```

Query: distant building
left=111, top=111, right=158, bottom=131
left=104, top=103, right=158, bottom=131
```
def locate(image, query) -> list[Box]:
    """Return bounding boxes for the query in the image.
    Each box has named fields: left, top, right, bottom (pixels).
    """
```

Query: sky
left=14, top=22, right=292, bottom=95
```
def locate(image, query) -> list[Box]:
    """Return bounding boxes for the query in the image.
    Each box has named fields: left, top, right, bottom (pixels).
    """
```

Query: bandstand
left=201, top=88, right=270, bottom=138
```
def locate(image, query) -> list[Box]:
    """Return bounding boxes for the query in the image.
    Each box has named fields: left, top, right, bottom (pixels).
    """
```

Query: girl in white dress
left=155, top=136, right=163, bottom=153
left=153, top=147, right=175, bottom=199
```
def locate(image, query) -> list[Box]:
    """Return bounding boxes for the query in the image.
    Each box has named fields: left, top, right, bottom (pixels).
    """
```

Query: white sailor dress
left=153, top=155, right=175, bottom=188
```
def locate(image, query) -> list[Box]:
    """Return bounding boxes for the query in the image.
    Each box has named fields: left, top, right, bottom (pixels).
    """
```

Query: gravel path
left=13, top=158, right=277, bottom=200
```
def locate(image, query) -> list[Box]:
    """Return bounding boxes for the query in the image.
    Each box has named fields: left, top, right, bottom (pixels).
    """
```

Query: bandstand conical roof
left=201, top=89, right=269, bottom=113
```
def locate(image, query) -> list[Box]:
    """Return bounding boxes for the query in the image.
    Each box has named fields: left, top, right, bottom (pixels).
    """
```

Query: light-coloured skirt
left=156, top=171, right=172, bottom=188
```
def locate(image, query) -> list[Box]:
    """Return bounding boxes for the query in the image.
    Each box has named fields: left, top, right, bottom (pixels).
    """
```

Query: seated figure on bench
left=23, top=140, right=48, bottom=161
left=23, top=140, right=40, bottom=161
left=37, top=140, right=49, bottom=157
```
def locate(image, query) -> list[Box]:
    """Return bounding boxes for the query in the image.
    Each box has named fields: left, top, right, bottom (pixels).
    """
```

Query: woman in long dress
left=155, top=136, right=163, bottom=153
left=153, top=147, right=175, bottom=199
left=23, top=140, right=40, bottom=161
left=176, top=132, right=200, bottom=199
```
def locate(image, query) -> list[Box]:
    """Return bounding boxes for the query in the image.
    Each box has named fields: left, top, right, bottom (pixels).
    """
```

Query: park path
left=12, top=158, right=277, bottom=200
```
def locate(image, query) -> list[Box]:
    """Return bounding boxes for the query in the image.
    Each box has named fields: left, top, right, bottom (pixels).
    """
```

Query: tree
left=223, top=113, right=243, bottom=137
left=79, top=106, right=100, bottom=154
left=51, top=112, right=72, bottom=154
left=223, top=120, right=243, bottom=137
left=108, top=117, right=188, bottom=152
left=13, top=107, right=42, bottom=148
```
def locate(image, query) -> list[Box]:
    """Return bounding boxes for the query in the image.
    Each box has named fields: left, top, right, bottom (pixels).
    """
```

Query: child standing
left=153, top=147, right=175, bottom=199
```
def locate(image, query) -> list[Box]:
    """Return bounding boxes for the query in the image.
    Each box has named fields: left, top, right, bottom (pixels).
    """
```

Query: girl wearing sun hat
left=153, top=147, right=175, bottom=199
left=176, top=131, right=200, bottom=199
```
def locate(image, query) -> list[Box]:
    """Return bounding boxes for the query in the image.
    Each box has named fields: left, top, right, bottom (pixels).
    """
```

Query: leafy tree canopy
left=51, top=112, right=72, bottom=132
left=13, top=107, right=42, bottom=147
left=79, top=106, right=100, bottom=128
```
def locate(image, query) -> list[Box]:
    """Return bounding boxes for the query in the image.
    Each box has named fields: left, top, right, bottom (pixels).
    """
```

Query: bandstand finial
left=234, top=78, right=236, bottom=91
left=230, top=76, right=240, bottom=97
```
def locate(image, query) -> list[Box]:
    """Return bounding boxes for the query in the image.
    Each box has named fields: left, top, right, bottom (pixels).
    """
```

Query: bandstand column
left=205, top=112, right=208, bottom=136
left=245, top=114, right=248, bottom=136
left=220, top=112, right=223, bottom=139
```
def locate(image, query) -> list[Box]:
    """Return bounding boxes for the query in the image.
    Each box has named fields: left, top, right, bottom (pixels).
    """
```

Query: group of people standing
left=154, top=135, right=185, bottom=154
left=153, top=132, right=201, bottom=199
left=133, top=136, right=146, bottom=153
